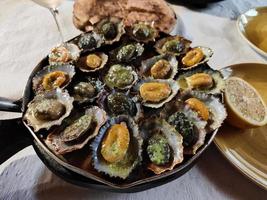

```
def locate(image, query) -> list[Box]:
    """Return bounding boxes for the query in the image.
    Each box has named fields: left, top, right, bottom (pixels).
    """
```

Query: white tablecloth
left=0, top=0, right=266, bottom=199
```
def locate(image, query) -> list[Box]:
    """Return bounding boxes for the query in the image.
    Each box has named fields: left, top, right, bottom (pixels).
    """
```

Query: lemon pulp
left=225, top=76, right=267, bottom=128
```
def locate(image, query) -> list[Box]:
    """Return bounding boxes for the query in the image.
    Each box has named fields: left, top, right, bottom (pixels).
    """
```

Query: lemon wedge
left=225, top=76, right=267, bottom=129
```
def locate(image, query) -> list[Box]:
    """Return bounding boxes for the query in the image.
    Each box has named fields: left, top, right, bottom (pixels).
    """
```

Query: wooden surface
left=0, top=0, right=267, bottom=199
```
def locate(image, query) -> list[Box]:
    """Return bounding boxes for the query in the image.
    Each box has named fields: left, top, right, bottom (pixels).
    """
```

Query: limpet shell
left=91, top=115, right=143, bottom=179
left=32, top=64, right=75, bottom=94
left=127, top=22, right=158, bottom=43
left=77, top=52, right=108, bottom=73
left=155, top=35, right=191, bottom=56
left=77, top=31, right=104, bottom=51
left=70, top=76, right=105, bottom=104
left=160, top=98, right=207, bottom=155
left=140, top=54, right=178, bottom=79
left=180, top=90, right=227, bottom=132
left=95, top=17, right=125, bottom=45
left=97, top=90, right=143, bottom=122
left=180, top=46, right=213, bottom=70
left=45, top=106, right=107, bottom=155
left=177, top=65, right=225, bottom=94
left=23, top=89, right=73, bottom=132
left=110, top=43, right=144, bottom=63
left=49, top=43, right=80, bottom=65
left=137, top=79, right=179, bottom=108
left=104, top=64, right=138, bottom=90
left=140, top=118, right=183, bottom=174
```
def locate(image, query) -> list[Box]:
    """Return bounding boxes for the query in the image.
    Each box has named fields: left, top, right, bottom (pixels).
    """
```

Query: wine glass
left=31, top=0, right=65, bottom=44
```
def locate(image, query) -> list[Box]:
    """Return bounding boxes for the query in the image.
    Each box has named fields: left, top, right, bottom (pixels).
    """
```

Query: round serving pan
left=0, top=34, right=218, bottom=192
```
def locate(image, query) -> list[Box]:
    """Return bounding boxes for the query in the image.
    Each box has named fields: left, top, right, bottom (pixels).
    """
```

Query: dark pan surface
left=33, top=129, right=216, bottom=192
left=21, top=33, right=219, bottom=191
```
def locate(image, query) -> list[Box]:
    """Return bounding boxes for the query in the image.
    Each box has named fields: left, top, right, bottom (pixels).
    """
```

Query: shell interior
left=139, top=79, right=180, bottom=108
left=140, top=54, right=178, bottom=79
left=180, top=90, right=227, bottom=132
left=177, top=65, right=225, bottom=94
left=111, top=43, right=144, bottom=63
left=95, top=17, right=125, bottom=45
left=141, top=118, right=183, bottom=174
left=155, top=35, right=191, bottom=56
left=77, top=52, right=108, bottom=73
left=23, top=89, right=74, bottom=132
left=160, top=98, right=207, bottom=155
left=180, top=106, right=207, bottom=154
left=78, top=32, right=104, bottom=51
left=128, top=22, right=158, bottom=43
left=180, top=46, right=213, bottom=70
left=32, top=64, right=75, bottom=93
left=71, top=77, right=105, bottom=104
left=97, top=91, right=143, bottom=123
left=49, top=43, right=81, bottom=65
left=91, top=115, right=143, bottom=179
left=45, top=106, right=107, bottom=155
left=104, top=65, right=138, bottom=90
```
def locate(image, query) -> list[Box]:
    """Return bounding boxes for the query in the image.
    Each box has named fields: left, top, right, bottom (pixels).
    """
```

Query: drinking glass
left=31, top=0, right=65, bottom=43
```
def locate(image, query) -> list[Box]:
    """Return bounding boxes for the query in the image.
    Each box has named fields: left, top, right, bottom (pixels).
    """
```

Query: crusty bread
left=73, top=0, right=176, bottom=33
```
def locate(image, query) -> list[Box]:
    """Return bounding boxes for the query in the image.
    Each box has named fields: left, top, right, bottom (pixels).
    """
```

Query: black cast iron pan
left=0, top=34, right=218, bottom=193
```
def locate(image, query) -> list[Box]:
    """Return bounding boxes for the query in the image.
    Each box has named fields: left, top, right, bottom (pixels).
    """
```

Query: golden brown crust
left=73, top=0, right=176, bottom=33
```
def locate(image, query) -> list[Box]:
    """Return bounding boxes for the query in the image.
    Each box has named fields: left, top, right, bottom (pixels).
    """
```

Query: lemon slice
left=225, top=76, right=267, bottom=128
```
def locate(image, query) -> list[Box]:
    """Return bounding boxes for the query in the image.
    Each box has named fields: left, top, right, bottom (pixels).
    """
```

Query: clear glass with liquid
left=31, top=0, right=65, bottom=43
left=31, top=0, right=64, bottom=9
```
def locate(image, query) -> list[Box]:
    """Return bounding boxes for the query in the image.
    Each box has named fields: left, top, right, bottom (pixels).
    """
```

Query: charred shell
left=45, top=106, right=107, bottom=155
left=180, top=47, right=213, bottom=70
left=95, top=17, right=125, bottom=45
left=32, top=64, right=75, bottom=93
left=77, top=32, right=104, bottom=51
left=140, top=118, right=183, bottom=174
left=70, top=77, right=105, bottom=104
left=128, top=22, right=158, bottom=43
left=140, top=54, right=178, bottom=79
left=137, top=79, right=179, bottom=108
left=49, top=43, right=80, bottom=65
left=104, top=64, right=138, bottom=90
left=77, top=52, right=108, bottom=72
left=91, top=115, right=143, bottom=179
left=155, top=35, right=191, bottom=56
left=176, top=65, right=225, bottom=94
left=23, top=89, right=73, bottom=132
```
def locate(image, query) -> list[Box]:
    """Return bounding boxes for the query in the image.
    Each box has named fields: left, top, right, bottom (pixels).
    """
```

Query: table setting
left=0, top=0, right=267, bottom=199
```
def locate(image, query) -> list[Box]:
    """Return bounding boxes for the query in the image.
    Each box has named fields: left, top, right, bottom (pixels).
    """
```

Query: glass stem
left=49, top=8, right=64, bottom=44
